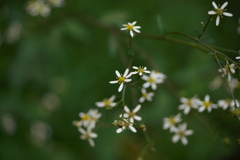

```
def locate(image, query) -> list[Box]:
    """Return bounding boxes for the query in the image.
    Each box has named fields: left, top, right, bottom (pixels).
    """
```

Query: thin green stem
left=197, top=15, right=212, bottom=40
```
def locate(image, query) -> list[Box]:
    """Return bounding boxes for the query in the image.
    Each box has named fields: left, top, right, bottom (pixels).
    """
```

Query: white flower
left=208, top=1, right=233, bottom=26
left=139, top=88, right=154, bottom=103
left=121, top=21, right=141, bottom=37
left=95, top=95, right=117, bottom=109
left=78, top=109, right=102, bottom=128
left=218, top=99, right=240, bottom=110
left=178, top=96, right=201, bottom=114
left=109, top=68, right=132, bottom=92
left=172, top=123, right=193, bottom=145
left=163, top=113, right=182, bottom=132
left=114, top=119, right=137, bottom=133
left=218, top=61, right=235, bottom=81
left=78, top=127, right=98, bottom=147
left=26, top=0, right=51, bottom=17
left=48, top=0, right=65, bottom=7
left=142, top=71, right=166, bottom=90
left=123, top=105, right=142, bottom=122
left=131, top=66, right=150, bottom=76
left=229, top=78, right=240, bottom=92
left=198, top=95, right=217, bottom=112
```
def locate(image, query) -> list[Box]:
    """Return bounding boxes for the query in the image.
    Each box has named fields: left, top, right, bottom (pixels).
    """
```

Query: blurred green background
left=1, top=0, right=240, bottom=159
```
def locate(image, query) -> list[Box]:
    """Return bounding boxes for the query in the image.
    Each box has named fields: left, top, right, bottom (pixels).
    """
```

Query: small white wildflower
left=26, top=0, right=51, bottom=17
left=123, top=105, right=142, bottom=122
left=163, top=113, right=182, bottom=132
left=131, top=66, right=150, bottom=76
left=109, top=68, right=132, bottom=92
left=172, top=123, right=193, bottom=145
left=139, top=88, right=154, bottom=103
left=198, top=95, right=217, bottom=112
left=229, top=78, right=240, bottom=92
left=142, top=71, right=166, bottom=90
left=78, top=127, right=98, bottom=147
left=208, top=1, right=233, bottom=26
left=78, top=109, right=102, bottom=128
left=178, top=96, right=201, bottom=114
left=114, top=119, right=137, bottom=133
left=95, top=95, right=117, bottom=109
left=218, top=61, right=235, bottom=81
left=121, top=21, right=141, bottom=37
left=218, top=99, right=240, bottom=110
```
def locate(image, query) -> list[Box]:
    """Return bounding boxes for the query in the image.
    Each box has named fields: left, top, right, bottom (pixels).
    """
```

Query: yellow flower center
left=178, top=131, right=185, bottom=137
left=186, top=100, right=192, bottom=106
left=204, top=101, right=211, bottom=108
left=148, top=77, right=155, bottom=83
left=127, top=25, right=134, bottom=30
left=118, top=76, right=126, bottom=83
left=169, top=117, right=176, bottom=124
left=128, top=112, right=135, bottom=118
left=215, top=9, right=224, bottom=16
left=82, top=115, right=89, bottom=121
left=143, top=93, right=148, bottom=98
left=104, top=99, right=111, bottom=107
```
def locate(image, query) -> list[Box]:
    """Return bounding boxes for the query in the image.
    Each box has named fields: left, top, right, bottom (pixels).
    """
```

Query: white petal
left=118, top=83, right=124, bottom=92
left=134, top=26, right=141, bottom=29
left=205, top=95, right=210, bottom=102
left=116, top=128, right=124, bottom=133
left=181, top=137, right=188, bottom=145
left=172, top=134, right=180, bottom=143
left=133, top=28, right=140, bottom=33
left=109, top=95, right=116, bottom=101
left=139, top=97, right=145, bottom=103
left=95, top=102, right=105, bottom=107
left=124, top=78, right=132, bottom=82
left=184, top=107, right=191, bottom=114
left=151, top=83, right=157, bottom=90
left=88, top=139, right=95, bottom=147
left=141, top=75, right=149, bottom=81
left=123, top=68, right=129, bottom=77
left=124, top=106, right=130, bottom=113
left=132, top=21, right=137, bottom=25
left=223, top=12, right=233, bottom=17
left=129, top=125, right=137, bottom=133
left=109, top=80, right=118, bottom=84
left=90, top=133, right=98, bottom=138
left=185, top=130, right=194, bottom=136
left=208, top=11, right=216, bottom=15
left=216, top=16, right=220, bottom=26
left=78, top=128, right=86, bottom=134
left=143, top=82, right=150, bottom=88
left=133, top=104, right=141, bottom=113
left=115, top=70, right=121, bottom=77
left=121, top=28, right=128, bottom=30
left=198, top=106, right=205, bottom=112
left=130, top=30, right=134, bottom=37
left=221, top=1, right=228, bottom=9
left=212, top=1, right=218, bottom=9
left=132, top=66, right=138, bottom=69
left=134, top=115, right=142, bottom=121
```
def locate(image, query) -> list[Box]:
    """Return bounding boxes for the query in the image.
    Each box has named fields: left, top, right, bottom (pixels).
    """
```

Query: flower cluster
left=218, top=61, right=236, bottom=82
left=72, top=109, right=101, bottom=147
left=163, top=114, right=193, bottom=145
left=26, top=0, right=65, bottom=17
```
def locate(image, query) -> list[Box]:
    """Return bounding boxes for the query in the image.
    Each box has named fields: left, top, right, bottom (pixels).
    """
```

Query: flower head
left=208, top=1, right=233, bottom=26
left=178, top=96, right=201, bottom=114
left=123, top=105, right=142, bottom=122
left=78, top=127, right=98, bottom=147
left=218, top=61, right=235, bottom=82
left=172, top=123, right=193, bottom=145
left=114, top=119, right=137, bottom=133
left=163, top=113, right=182, bottom=132
left=78, top=109, right=102, bottom=128
left=26, top=0, right=51, bottom=17
left=95, top=95, right=117, bottom=109
left=121, top=21, right=141, bottom=37
left=139, top=88, right=154, bottom=103
left=142, top=71, right=166, bottom=90
left=132, top=66, right=150, bottom=76
left=218, top=99, right=240, bottom=110
left=110, top=68, right=132, bottom=92
left=198, top=95, right=217, bottom=112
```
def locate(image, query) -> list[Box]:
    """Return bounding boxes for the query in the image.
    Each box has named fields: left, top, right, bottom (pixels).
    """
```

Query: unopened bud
left=140, top=124, right=146, bottom=131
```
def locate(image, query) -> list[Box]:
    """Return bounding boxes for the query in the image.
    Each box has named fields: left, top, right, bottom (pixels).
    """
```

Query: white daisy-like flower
left=218, top=61, right=235, bottom=82
left=208, top=1, right=233, bottom=26
left=109, top=68, right=132, bottom=92
left=131, top=66, right=150, bottom=76
left=163, top=113, right=182, bottom=132
left=88, top=109, right=102, bottom=128
left=114, top=119, right=137, bottom=133
left=178, top=96, right=202, bottom=114
left=172, top=123, right=194, bottom=145
left=26, top=0, right=51, bottom=17
left=95, top=95, right=117, bottom=109
left=229, top=78, right=240, bottom=92
left=78, top=109, right=101, bottom=128
left=123, top=105, right=142, bottom=122
left=78, top=127, right=98, bottom=147
left=198, top=95, right=217, bottom=112
left=218, top=99, right=240, bottom=110
left=142, top=71, right=166, bottom=90
left=139, top=88, right=154, bottom=103
left=121, top=21, right=141, bottom=37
